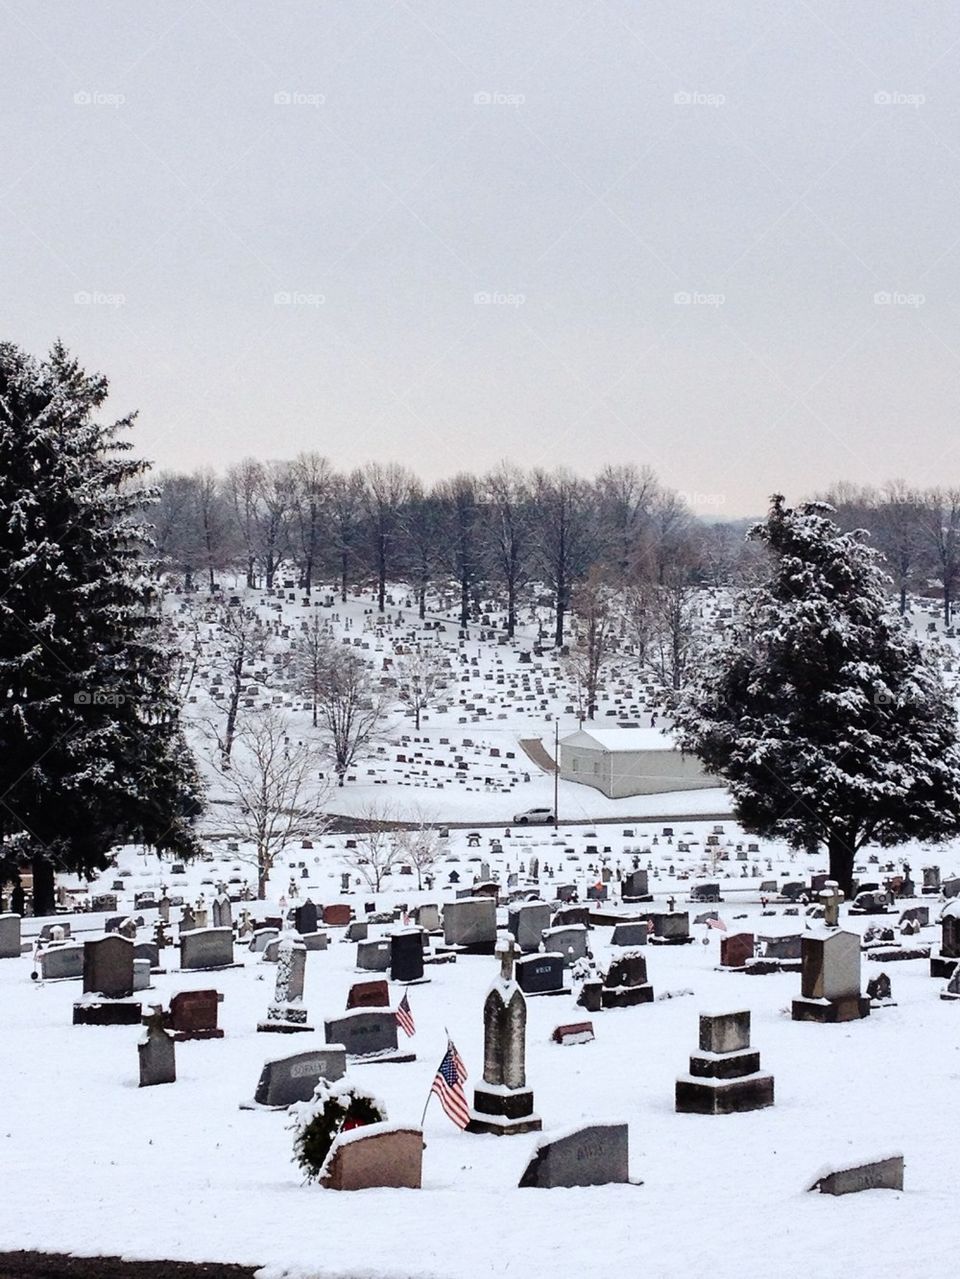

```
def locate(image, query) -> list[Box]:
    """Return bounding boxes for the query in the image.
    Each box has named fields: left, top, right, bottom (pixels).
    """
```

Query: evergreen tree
left=675, top=495, right=960, bottom=896
left=0, top=341, right=204, bottom=912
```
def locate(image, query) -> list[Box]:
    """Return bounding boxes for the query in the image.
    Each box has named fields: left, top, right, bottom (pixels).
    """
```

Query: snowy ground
left=4, top=824, right=960, bottom=1279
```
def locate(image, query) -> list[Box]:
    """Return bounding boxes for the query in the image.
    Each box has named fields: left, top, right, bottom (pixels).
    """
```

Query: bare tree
left=363, top=462, right=413, bottom=613
left=594, top=462, right=659, bottom=582
left=532, top=468, right=597, bottom=648
left=208, top=708, right=331, bottom=899
left=210, top=603, right=271, bottom=762
left=646, top=580, right=701, bottom=694
left=395, top=647, right=448, bottom=730
left=399, top=481, right=442, bottom=618
left=224, top=458, right=264, bottom=588
left=393, top=809, right=443, bottom=889
left=919, top=487, right=960, bottom=626
left=290, top=613, right=334, bottom=727
left=329, top=469, right=365, bottom=602
left=567, top=568, right=616, bottom=718
left=341, top=807, right=402, bottom=891
left=290, top=452, right=332, bottom=594
left=483, top=462, right=532, bottom=638
left=874, top=480, right=923, bottom=614
left=316, top=648, right=389, bottom=784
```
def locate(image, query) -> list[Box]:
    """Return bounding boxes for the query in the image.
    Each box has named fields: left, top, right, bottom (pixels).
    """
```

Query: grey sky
left=3, top=0, right=960, bottom=515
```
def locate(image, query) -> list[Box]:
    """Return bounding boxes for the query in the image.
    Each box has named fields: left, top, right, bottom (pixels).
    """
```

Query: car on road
left=513, top=806, right=555, bottom=824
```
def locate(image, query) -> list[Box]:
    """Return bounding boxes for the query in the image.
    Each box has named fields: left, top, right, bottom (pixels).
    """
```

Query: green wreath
left=293, top=1085, right=386, bottom=1182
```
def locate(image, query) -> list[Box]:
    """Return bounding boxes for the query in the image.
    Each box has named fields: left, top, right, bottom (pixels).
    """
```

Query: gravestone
left=249, top=1047, right=347, bottom=1108
left=761, top=934, right=803, bottom=961
left=467, top=935, right=541, bottom=1135
left=932, top=904, right=960, bottom=977
left=258, top=937, right=311, bottom=1032
left=519, top=1123, right=629, bottom=1188
left=676, top=1010, right=774, bottom=1114
left=138, top=1008, right=176, bottom=1087
left=346, top=979, right=390, bottom=1010
left=443, top=897, right=497, bottom=950
left=719, top=933, right=754, bottom=969
left=793, top=927, right=869, bottom=1023
left=323, top=903, right=352, bottom=927
left=622, top=870, right=651, bottom=901
left=168, top=989, right=223, bottom=1040
left=180, top=927, right=235, bottom=971
left=0, top=914, right=22, bottom=959
left=602, top=952, right=654, bottom=1008
left=810, top=1156, right=903, bottom=1195
left=515, top=953, right=565, bottom=996
left=294, top=900, right=319, bottom=935
left=611, top=923, right=648, bottom=947
left=212, top=894, right=232, bottom=930
left=541, top=924, right=588, bottom=966
left=507, top=902, right=552, bottom=953
left=416, top=903, right=440, bottom=932
left=320, top=1125, right=424, bottom=1190
left=356, top=938, right=392, bottom=972
left=345, top=921, right=368, bottom=943
left=390, top=929, right=425, bottom=984
left=301, top=931, right=328, bottom=951
left=83, top=934, right=134, bottom=999
left=551, top=1022, right=595, bottom=1046
left=324, top=1009, right=413, bottom=1061
left=36, top=942, right=83, bottom=981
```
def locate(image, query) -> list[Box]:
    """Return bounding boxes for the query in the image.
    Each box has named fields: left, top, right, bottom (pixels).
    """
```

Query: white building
left=559, top=727, right=721, bottom=799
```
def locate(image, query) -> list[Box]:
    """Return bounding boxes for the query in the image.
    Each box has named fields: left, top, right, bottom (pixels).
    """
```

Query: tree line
left=153, top=458, right=757, bottom=646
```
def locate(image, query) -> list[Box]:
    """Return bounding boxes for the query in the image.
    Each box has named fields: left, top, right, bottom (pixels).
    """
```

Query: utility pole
left=553, top=718, right=559, bottom=830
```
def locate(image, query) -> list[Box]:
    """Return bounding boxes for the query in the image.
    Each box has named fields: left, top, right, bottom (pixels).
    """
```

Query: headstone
left=416, top=903, right=440, bottom=932
left=323, top=903, right=352, bottom=927
left=519, top=1123, right=629, bottom=1188
left=138, top=1008, right=176, bottom=1087
left=37, top=942, right=84, bottom=980
left=676, top=1010, right=774, bottom=1114
left=810, top=1156, right=903, bottom=1196
left=83, top=934, right=134, bottom=999
left=443, top=897, right=497, bottom=949
left=507, top=902, right=552, bottom=953
left=390, top=929, right=425, bottom=983
left=294, top=900, right=319, bottom=935
left=212, top=894, right=232, bottom=929
left=320, top=1125, right=424, bottom=1190
left=346, top=979, right=390, bottom=1009
left=324, top=1009, right=410, bottom=1060
left=515, top=953, right=565, bottom=996
left=249, top=928, right=279, bottom=953
left=259, top=937, right=311, bottom=1032
left=356, top=938, right=392, bottom=972
left=467, top=934, right=541, bottom=1135
left=719, top=933, right=754, bottom=969
left=180, top=927, right=235, bottom=971
left=0, top=914, right=22, bottom=959
left=793, top=928, right=869, bottom=1023
left=541, top=924, right=588, bottom=966
left=601, top=952, right=654, bottom=1008
left=250, top=1047, right=347, bottom=1108
left=611, top=923, right=648, bottom=947
left=551, top=1021, right=595, bottom=1046
left=345, top=921, right=368, bottom=942
left=622, top=870, right=650, bottom=900
left=168, top=989, right=223, bottom=1040
left=133, top=958, right=151, bottom=991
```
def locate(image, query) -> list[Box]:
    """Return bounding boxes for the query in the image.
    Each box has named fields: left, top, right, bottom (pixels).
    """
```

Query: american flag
left=706, top=916, right=728, bottom=932
left=429, top=1038, right=470, bottom=1129
left=396, top=990, right=416, bottom=1038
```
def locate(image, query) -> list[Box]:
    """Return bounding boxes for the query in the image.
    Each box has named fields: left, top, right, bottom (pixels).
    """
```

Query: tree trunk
left=31, top=855, right=55, bottom=917
left=826, top=829, right=855, bottom=899
left=341, top=553, right=348, bottom=602
left=507, top=577, right=516, bottom=638
left=418, top=585, right=426, bottom=620
left=257, top=859, right=268, bottom=900
left=378, top=535, right=386, bottom=613
left=460, top=574, right=469, bottom=629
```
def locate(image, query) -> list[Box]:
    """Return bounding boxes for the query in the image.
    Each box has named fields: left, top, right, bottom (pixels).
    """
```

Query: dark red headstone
left=323, top=903, right=353, bottom=927
left=346, top=979, right=390, bottom=1010
left=168, top=989, right=223, bottom=1040
left=720, top=932, right=755, bottom=969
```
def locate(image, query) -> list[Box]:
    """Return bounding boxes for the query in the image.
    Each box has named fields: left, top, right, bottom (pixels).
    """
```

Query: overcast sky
left=3, top=1, right=960, bottom=515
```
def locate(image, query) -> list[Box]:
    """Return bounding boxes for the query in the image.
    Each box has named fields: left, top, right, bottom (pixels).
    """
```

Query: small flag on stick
left=426, top=1036, right=470, bottom=1130
left=396, top=990, right=416, bottom=1038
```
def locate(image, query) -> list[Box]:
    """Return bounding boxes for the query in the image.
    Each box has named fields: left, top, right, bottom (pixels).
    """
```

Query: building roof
left=559, top=727, right=680, bottom=752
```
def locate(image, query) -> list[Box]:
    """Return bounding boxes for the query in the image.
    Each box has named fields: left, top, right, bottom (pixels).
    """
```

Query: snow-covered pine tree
left=674, top=495, right=960, bottom=896
left=0, top=341, right=204, bottom=912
